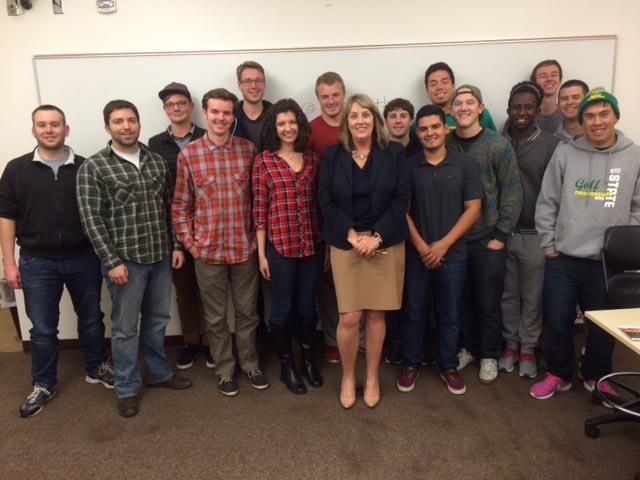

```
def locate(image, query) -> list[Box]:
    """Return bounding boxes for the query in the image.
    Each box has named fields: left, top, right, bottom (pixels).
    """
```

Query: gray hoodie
left=536, top=130, right=640, bottom=260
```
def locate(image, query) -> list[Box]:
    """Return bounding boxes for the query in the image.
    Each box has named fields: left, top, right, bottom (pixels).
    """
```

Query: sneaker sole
left=205, top=361, right=216, bottom=369
left=176, top=361, right=195, bottom=370
left=478, top=377, right=498, bottom=385
left=519, top=370, right=538, bottom=379
left=498, top=363, right=515, bottom=373
left=324, top=358, right=341, bottom=364
left=218, top=388, right=239, bottom=397
left=440, top=374, right=466, bottom=395
left=246, top=381, right=270, bottom=390
left=85, top=375, right=115, bottom=389
left=530, top=382, right=572, bottom=400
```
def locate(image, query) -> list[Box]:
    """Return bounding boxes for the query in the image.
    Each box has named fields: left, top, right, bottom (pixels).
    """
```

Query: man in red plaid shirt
left=172, top=88, right=269, bottom=397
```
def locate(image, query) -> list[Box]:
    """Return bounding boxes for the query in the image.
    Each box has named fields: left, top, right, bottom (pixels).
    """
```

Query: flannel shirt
left=172, top=135, right=257, bottom=264
left=76, top=142, right=174, bottom=269
left=252, top=150, right=321, bottom=258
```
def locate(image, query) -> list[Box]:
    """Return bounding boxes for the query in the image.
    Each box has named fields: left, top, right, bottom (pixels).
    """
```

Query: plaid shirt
left=172, top=135, right=257, bottom=264
left=77, top=142, right=174, bottom=269
left=252, top=150, right=321, bottom=257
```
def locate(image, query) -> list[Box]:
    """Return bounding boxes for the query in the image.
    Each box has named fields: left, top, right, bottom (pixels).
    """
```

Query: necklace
left=352, top=150, right=369, bottom=161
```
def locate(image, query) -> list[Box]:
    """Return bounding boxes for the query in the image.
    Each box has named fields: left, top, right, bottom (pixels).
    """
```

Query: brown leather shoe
left=118, top=396, right=139, bottom=417
left=146, top=374, right=192, bottom=390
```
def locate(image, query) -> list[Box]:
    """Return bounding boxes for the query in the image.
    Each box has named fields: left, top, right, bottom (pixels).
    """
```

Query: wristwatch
left=372, top=233, right=383, bottom=247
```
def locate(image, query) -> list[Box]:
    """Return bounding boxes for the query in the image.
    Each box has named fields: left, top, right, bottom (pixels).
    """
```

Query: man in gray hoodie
left=531, top=88, right=640, bottom=400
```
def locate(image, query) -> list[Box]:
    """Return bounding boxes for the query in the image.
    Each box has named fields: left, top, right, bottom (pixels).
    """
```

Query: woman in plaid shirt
left=252, top=99, right=324, bottom=395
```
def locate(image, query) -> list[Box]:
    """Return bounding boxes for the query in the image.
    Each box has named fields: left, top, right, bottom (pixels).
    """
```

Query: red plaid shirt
left=172, top=134, right=257, bottom=264
left=252, top=150, right=321, bottom=257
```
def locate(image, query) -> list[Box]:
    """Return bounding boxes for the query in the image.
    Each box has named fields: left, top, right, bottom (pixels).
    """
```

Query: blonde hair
left=339, top=94, right=389, bottom=151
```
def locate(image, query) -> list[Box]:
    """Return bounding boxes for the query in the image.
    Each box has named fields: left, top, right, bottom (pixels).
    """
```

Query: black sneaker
left=385, top=352, right=402, bottom=365
left=86, top=361, right=115, bottom=389
left=244, top=368, right=270, bottom=390
left=177, top=344, right=200, bottom=370
left=204, top=347, right=215, bottom=369
left=218, top=375, right=239, bottom=397
left=19, top=385, right=56, bottom=418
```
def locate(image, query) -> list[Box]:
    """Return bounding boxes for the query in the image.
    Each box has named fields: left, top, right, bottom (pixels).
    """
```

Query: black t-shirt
left=408, top=149, right=484, bottom=262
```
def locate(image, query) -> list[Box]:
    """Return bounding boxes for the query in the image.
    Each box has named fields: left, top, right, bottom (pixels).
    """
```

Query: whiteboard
left=34, top=36, right=616, bottom=156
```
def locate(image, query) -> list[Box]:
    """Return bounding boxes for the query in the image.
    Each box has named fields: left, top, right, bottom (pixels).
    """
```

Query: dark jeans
left=460, top=237, right=507, bottom=359
left=266, top=242, right=323, bottom=327
left=20, top=249, right=107, bottom=389
left=402, top=244, right=466, bottom=372
left=544, top=254, right=615, bottom=383
left=172, top=248, right=207, bottom=346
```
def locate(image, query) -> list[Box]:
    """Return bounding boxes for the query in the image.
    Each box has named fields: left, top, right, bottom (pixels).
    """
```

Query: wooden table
left=585, top=308, right=640, bottom=355
left=583, top=308, right=640, bottom=438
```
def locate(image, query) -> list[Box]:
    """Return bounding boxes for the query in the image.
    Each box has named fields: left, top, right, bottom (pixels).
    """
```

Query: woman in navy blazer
left=318, top=93, right=411, bottom=408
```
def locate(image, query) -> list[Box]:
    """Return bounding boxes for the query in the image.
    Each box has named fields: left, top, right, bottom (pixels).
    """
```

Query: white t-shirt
left=112, top=146, right=141, bottom=169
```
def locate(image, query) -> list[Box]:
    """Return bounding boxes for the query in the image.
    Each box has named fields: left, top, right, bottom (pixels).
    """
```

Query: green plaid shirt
left=77, top=142, right=175, bottom=269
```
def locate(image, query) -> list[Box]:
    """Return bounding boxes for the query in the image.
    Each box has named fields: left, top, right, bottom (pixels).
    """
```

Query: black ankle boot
left=300, top=317, right=324, bottom=388
left=270, top=325, right=306, bottom=395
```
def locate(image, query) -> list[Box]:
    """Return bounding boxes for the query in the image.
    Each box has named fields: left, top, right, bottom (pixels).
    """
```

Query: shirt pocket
left=108, top=179, right=136, bottom=205
left=233, top=169, right=250, bottom=196
left=194, top=174, right=217, bottom=199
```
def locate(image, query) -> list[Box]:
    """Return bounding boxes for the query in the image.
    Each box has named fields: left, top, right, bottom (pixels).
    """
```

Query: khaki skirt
left=330, top=239, right=405, bottom=313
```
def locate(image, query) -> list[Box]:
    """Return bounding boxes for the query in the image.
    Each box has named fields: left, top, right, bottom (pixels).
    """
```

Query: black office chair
left=584, top=225, right=640, bottom=438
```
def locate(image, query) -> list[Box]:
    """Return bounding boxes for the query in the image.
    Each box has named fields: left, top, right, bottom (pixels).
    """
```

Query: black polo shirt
left=409, top=149, right=483, bottom=262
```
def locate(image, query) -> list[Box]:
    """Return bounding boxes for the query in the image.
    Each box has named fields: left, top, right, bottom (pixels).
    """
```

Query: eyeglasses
left=164, top=101, right=189, bottom=109
left=239, top=79, right=265, bottom=86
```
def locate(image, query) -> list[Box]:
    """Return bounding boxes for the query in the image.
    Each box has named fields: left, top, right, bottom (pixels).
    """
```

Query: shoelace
left=519, top=353, right=535, bottom=362
left=247, top=369, right=262, bottom=379
left=503, top=348, right=519, bottom=358
left=27, top=385, right=51, bottom=402
left=219, top=375, right=233, bottom=384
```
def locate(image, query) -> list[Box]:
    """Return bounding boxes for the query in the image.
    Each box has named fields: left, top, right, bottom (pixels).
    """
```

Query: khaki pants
left=194, top=255, right=259, bottom=376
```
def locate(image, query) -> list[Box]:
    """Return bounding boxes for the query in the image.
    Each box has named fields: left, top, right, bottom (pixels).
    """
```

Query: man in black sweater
left=0, top=105, right=113, bottom=418
left=148, top=82, right=209, bottom=370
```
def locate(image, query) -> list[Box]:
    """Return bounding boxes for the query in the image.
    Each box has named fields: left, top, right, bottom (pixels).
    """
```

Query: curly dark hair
left=262, top=98, right=311, bottom=152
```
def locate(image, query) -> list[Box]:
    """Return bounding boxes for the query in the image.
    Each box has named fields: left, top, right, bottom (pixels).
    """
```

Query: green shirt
left=77, top=142, right=175, bottom=269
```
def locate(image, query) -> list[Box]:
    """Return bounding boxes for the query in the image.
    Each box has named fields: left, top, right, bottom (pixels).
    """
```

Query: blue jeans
left=103, top=257, right=173, bottom=398
left=459, top=237, right=507, bottom=359
left=266, top=242, right=323, bottom=327
left=20, top=249, right=107, bottom=389
left=402, top=244, right=466, bottom=372
left=543, top=254, right=615, bottom=383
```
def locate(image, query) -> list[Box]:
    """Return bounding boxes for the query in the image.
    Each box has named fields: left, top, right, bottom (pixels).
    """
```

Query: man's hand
left=108, top=264, right=129, bottom=285
left=424, top=240, right=450, bottom=269
left=259, top=256, right=271, bottom=281
left=172, top=251, right=184, bottom=269
left=487, top=239, right=505, bottom=251
left=188, top=246, right=200, bottom=259
left=4, top=262, right=21, bottom=289
left=546, top=252, right=560, bottom=258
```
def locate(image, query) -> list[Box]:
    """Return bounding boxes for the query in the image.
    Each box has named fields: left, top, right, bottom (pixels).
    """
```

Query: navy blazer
left=318, top=141, right=411, bottom=250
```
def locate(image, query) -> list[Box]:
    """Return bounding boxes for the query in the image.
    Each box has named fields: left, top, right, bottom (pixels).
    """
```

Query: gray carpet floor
left=1, top=334, right=639, bottom=479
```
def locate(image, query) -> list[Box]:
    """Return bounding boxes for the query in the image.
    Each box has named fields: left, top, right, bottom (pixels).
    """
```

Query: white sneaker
left=457, top=349, right=476, bottom=370
left=479, top=358, right=498, bottom=384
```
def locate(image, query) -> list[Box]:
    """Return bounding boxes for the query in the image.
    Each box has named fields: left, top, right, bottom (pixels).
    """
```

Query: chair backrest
left=602, top=225, right=640, bottom=308
left=602, top=225, right=640, bottom=272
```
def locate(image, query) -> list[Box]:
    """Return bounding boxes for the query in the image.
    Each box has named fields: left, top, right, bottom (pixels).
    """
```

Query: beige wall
left=1, top=0, right=639, bottom=338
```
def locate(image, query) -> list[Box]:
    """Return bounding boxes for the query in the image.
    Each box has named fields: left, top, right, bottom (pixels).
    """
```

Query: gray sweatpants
left=501, top=233, right=545, bottom=353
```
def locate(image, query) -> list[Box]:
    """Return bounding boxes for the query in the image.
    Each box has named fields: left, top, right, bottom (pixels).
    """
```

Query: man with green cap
left=531, top=87, right=640, bottom=401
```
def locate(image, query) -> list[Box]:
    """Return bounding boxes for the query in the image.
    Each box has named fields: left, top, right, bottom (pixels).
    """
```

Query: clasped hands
left=348, top=232, right=379, bottom=259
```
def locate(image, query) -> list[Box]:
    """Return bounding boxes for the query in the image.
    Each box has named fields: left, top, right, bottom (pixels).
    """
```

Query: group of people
left=1, top=58, right=638, bottom=418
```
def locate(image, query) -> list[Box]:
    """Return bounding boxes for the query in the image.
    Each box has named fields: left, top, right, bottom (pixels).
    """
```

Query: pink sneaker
left=584, top=379, right=621, bottom=408
left=530, top=373, right=572, bottom=400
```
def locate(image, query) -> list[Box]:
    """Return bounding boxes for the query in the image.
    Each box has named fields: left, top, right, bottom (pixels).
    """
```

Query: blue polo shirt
left=408, top=149, right=484, bottom=262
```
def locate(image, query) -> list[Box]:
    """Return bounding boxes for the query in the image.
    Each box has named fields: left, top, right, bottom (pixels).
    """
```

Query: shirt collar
left=204, top=132, right=233, bottom=151
left=33, top=145, right=75, bottom=165
left=167, top=123, right=195, bottom=141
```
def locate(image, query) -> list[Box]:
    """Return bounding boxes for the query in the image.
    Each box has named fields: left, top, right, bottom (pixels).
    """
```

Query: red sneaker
left=440, top=370, right=467, bottom=395
left=396, top=367, right=420, bottom=392
left=324, top=345, right=341, bottom=364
